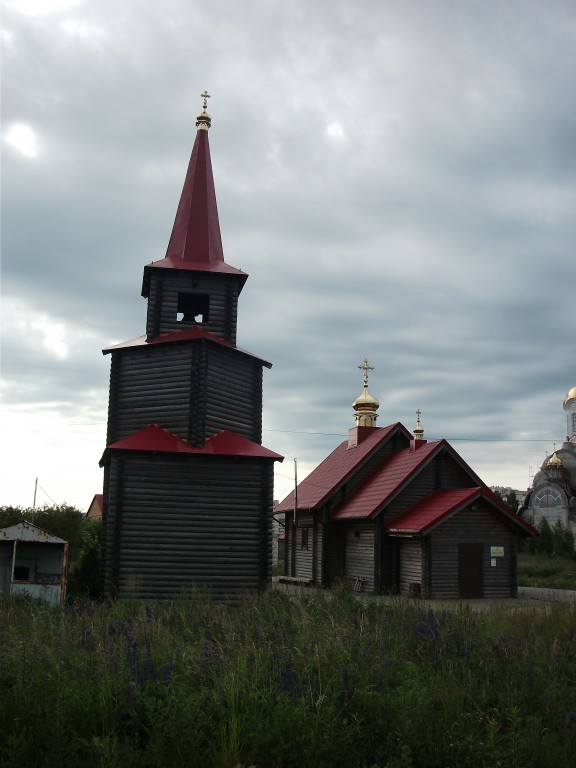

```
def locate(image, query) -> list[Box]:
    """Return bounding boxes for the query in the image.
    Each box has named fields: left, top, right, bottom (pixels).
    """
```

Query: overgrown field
left=1, top=590, right=575, bottom=768
left=517, top=551, right=576, bottom=590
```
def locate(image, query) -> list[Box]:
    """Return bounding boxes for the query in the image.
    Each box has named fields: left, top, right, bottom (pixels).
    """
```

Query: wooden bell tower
left=100, top=94, right=283, bottom=599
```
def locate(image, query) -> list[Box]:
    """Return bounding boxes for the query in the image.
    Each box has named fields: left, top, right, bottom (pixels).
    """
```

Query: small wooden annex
left=276, top=366, right=536, bottom=599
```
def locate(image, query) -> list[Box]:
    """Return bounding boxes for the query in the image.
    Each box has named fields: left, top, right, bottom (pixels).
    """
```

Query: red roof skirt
left=142, top=127, right=246, bottom=296
left=102, top=326, right=272, bottom=367
left=100, top=423, right=283, bottom=465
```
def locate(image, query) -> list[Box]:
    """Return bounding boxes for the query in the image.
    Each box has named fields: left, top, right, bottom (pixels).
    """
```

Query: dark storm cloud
left=2, top=0, right=575, bottom=507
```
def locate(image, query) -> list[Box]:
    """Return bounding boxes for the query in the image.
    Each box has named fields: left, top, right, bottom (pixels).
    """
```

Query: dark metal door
left=458, top=543, right=484, bottom=598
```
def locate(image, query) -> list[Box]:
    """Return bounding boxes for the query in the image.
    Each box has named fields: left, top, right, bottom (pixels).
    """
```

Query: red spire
left=143, top=94, right=246, bottom=284
left=165, top=124, right=224, bottom=266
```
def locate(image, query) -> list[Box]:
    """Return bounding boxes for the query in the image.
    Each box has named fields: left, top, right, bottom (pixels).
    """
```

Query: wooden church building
left=100, top=95, right=283, bottom=600
left=276, top=361, right=536, bottom=599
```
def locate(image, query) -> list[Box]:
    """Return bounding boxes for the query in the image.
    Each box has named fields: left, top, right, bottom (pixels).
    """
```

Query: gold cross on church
left=359, top=358, right=374, bottom=388
left=201, top=91, right=211, bottom=110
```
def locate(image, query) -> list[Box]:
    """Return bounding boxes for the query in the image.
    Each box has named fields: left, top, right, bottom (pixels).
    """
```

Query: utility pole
left=293, top=459, right=298, bottom=525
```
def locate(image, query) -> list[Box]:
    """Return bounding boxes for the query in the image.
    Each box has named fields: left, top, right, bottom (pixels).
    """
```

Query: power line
left=34, top=481, right=58, bottom=506
left=264, top=427, right=559, bottom=443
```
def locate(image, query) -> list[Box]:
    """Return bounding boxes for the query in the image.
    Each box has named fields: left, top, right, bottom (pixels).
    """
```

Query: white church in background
left=523, top=386, right=576, bottom=534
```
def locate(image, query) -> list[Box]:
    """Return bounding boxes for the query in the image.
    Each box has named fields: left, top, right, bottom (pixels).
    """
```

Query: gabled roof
left=0, top=521, right=67, bottom=544
left=102, top=326, right=272, bottom=367
left=274, top=423, right=411, bottom=513
left=86, top=494, right=103, bottom=519
left=332, top=439, right=444, bottom=520
left=142, top=123, right=247, bottom=296
left=386, top=487, right=538, bottom=536
left=100, top=423, right=283, bottom=465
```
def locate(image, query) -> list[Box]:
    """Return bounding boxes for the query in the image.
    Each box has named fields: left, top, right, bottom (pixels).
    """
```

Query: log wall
left=342, top=521, right=374, bottom=592
left=102, top=453, right=275, bottom=600
left=106, top=341, right=263, bottom=446
left=428, top=505, right=516, bottom=599
left=398, top=538, right=423, bottom=595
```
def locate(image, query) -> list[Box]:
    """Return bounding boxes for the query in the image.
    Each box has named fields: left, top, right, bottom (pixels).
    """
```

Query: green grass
left=1, top=590, right=575, bottom=767
left=517, top=551, right=576, bottom=590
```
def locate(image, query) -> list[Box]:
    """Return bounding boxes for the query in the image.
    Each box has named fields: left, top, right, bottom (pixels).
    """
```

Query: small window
left=177, top=293, right=210, bottom=323
left=301, top=527, right=309, bottom=549
left=13, top=566, right=30, bottom=581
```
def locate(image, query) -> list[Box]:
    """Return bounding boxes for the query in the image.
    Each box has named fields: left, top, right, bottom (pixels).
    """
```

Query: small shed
left=0, top=522, right=68, bottom=605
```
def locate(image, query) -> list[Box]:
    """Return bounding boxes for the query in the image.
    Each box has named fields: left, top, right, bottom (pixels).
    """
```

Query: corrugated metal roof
left=386, top=488, right=481, bottom=532
left=274, top=424, right=410, bottom=513
left=386, top=487, right=538, bottom=536
left=0, top=521, right=67, bottom=544
left=331, top=439, right=442, bottom=520
left=103, top=423, right=283, bottom=461
left=102, top=326, right=272, bottom=367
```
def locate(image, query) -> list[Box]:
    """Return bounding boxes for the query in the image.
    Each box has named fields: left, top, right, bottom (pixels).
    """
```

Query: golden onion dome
left=352, top=388, right=380, bottom=411
left=564, top=386, right=576, bottom=407
left=546, top=452, right=564, bottom=467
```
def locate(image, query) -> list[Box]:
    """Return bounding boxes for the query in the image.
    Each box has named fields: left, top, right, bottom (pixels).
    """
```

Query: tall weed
left=0, top=592, right=575, bottom=767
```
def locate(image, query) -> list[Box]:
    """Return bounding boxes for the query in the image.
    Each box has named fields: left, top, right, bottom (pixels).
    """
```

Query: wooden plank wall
left=382, top=462, right=437, bottom=522
left=102, top=453, right=274, bottom=600
left=428, top=506, right=516, bottom=599
left=398, top=538, right=423, bottom=595
left=379, top=536, right=400, bottom=594
left=288, top=513, right=315, bottom=581
left=107, top=343, right=264, bottom=446
left=107, top=345, right=196, bottom=444
left=438, top=456, right=478, bottom=489
left=328, top=525, right=345, bottom=585
left=205, top=348, right=263, bottom=443
left=342, top=522, right=374, bottom=592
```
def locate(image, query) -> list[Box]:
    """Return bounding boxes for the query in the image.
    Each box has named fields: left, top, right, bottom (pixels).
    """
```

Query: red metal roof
left=102, top=326, right=272, bottom=367
left=142, top=126, right=246, bottom=296
left=386, top=487, right=538, bottom=536
left=331, top=439, right=444, bottom=520
left=102, top=423, right=283, bottom=462
left=274, top=424, right=411, bottom=513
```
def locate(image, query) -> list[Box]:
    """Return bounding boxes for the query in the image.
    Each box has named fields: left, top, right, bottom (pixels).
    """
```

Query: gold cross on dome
left=358, top=358, right=374, bottom=388
left=201, top=91, right=211, bottom=110
left=415, top=408, right=422, bottom=424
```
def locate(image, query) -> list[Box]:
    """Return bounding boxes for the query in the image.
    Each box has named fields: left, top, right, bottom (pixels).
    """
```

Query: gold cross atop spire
left=414, top=408, right=424, bottom=439
left=352, top=359, right=379, bottom=427
left=196, top=90, right=212, bottom=130
left=359, top=358, right=374, bottom=388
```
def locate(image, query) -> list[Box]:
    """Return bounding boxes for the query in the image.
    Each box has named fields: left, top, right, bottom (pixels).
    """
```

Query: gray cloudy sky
left=1, top=0, right=575, bottom=511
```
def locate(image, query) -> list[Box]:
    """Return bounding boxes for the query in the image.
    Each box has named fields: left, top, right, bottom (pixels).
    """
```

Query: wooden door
left=458, top=543, right=484, bottom=598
